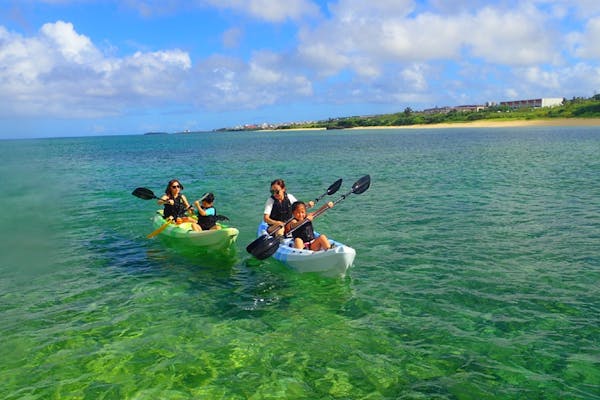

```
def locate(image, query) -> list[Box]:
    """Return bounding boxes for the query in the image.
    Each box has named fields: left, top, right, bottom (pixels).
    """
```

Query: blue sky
left=1, top=0, right=600, bottom=139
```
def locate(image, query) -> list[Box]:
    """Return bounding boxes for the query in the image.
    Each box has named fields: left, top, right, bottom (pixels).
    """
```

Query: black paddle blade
left=326, top=178, right=343, bottom=195
left=246, top=234, right=281, bottom=260
left=351, top=175, right=371, bottom=195
left=132, top=187, right=157, bottom=200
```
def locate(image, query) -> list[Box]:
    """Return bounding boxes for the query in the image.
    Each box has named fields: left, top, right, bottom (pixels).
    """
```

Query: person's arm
left=181, top=195, right=194, bottom=215
left=158, top=195, right=172, bottom=205
left=263, top=198, right=279, bottom=224
left=264, top=213, right=281, bottom=225
left=285, top=218, right=300, bottom=234
left=194, top=200, right=206, bottom=216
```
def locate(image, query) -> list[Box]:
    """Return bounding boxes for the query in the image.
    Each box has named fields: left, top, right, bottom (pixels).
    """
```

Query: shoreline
left=346, top=118, right=600, bottom=130
left=238, top=118, right=600, bottom=133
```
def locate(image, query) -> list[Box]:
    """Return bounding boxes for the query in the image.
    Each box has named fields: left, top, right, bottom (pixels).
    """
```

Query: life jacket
left=163, top=195, right=187, bottom=219
left=269, top=195, right=292, bottom=221
left=197, top=207, right=217, bottom=230
left=291, top=220, right=315, bottom=243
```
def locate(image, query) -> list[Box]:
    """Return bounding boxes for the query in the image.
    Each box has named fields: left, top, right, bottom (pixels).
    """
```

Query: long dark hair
left=270, top=178, right=286, bottom=189
left=164, top=179, right=184, bottom=197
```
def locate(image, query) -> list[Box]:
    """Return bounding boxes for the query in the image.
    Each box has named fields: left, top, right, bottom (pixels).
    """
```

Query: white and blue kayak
left=255, top=222, right=355, bottom=277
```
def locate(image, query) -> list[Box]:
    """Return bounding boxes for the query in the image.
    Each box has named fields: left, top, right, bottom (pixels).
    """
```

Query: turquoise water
left=1, top=128, right=599, bottom=399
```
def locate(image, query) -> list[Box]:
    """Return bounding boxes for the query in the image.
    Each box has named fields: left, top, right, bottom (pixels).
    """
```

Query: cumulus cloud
left=0, top=21, right=191, bottom=118
left=466, top=6, right=558, bottom=65
left=571, top=17, right=600, bottom=58
left=297, top=2, right=561, bottom=77
left=204, top=0, right=320, bottom=22
left=222, top=27, right=243, bottom=49
left=190, top=52, right=312, bottom=110
left=2, top=0, right=600, bottom=132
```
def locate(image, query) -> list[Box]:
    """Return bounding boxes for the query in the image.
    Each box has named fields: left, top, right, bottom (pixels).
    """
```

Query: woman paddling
left=157, top=179, right=194, bottom=222
left=263, top=179, right=313, bottom=236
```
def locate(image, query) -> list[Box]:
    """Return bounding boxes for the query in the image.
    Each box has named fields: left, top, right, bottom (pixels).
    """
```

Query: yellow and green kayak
left=150, top=211, right=239, bottom=252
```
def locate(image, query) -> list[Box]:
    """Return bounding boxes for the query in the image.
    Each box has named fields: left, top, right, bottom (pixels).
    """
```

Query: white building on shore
left=500, top=98, right=563, bottom=109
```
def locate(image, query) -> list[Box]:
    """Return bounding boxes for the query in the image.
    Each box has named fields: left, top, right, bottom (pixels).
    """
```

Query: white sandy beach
left=348, top=118, right=600, bottom=130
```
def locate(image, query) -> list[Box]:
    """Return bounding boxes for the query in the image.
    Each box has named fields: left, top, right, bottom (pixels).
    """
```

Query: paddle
left=245, top=178, right=343, bottom=255
left=247, top=175, right=371, bottom=260
left=265, top=178, right=343, bottom=235
left=132, top=187, right=196, bottom=238
left=147, top=216, right=173, bottom=239
left=132, top=187, right=160, bottom=200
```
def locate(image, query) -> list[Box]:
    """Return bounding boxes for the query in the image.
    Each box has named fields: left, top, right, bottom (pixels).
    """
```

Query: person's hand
left=307, top=200, right=315, bottom=208
left=327, top=201, right=334, bottom=208
left=307, top=213, right=314, bottom=221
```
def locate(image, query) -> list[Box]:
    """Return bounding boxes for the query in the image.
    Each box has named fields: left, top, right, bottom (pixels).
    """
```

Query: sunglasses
left=171, top=185, right=181, bottom=189
left=270, top=189, right=280, bottom=195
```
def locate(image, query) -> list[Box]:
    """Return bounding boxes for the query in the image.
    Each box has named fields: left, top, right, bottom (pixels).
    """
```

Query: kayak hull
left=257, top=222, right=355, bottom=277
left=152, top=213, right=239, bottom=252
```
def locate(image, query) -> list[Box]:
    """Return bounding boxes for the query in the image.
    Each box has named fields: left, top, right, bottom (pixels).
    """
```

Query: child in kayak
left=263, top=178, right=314, bottom=236
left=191, top=192, right=222, bottom=231
left=285, top=201, right=333, bottom=251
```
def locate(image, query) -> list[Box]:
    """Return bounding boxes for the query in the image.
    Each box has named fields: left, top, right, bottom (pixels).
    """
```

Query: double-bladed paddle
left=147, top=216, right=174, bottom=239
left=246, top=178, right=342, bottom=255
left=132, top=187, right=160, bottom=201
left=265, top=178, right=343, bottom=235
left=132, top=187, right=195, bottom=238
left=246, top=175, right=371, bottom=260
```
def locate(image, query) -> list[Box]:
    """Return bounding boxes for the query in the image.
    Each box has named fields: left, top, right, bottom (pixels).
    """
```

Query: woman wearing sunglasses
left=158, top=179, right=193, bottom=221
left=263, top=179, right=314, bottom=236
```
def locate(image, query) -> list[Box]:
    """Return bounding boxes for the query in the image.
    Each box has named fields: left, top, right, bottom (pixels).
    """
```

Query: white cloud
left=222, top=27, right=243, bottom=49
left=521, top=66, right=561, bottom=89
left=0, top=21, right=191, bottom=118
left=466, top=6, right=558, bottom=65
left=297, top=2, right=560, bottom=76
left=2, top=1, right=600, bottom=132
left=191, top=52, right=313, bottom=110
left=204, top=0, right=320, bottom=22
left=571, top=17, right=600, bottom=58
left=40, top=20, right=100, bottom=64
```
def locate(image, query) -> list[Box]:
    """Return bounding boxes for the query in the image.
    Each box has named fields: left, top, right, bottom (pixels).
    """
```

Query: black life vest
left=197, top=207, right=218, bottom=230
left=163, top=195, right=187, bottom=219
left=269, top=195, right=292, bottom=221
left=291, top=220, right=315, bottom=243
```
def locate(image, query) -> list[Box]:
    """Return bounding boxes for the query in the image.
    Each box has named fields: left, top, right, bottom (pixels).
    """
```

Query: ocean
left=0, top=127, right=598, bottom=399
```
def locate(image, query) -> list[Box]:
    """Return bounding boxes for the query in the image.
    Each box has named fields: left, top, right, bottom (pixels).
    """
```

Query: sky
left=1, top=0, right=600, bottom=139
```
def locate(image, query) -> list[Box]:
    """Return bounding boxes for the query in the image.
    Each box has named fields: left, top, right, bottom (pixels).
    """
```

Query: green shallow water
left=0, top=128, right=599, bottom=399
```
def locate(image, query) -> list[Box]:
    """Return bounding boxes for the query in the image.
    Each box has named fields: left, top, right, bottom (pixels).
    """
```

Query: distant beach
left=348, top=118, right=600, bottom=130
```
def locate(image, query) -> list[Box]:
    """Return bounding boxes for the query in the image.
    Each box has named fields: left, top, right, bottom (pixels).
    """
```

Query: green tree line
left=280, top=95, right=600, bottom=130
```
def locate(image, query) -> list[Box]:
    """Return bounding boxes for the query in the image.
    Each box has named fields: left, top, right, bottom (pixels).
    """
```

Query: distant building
left=422, top=106, right=452, bottom=114
left=423, top=105, right=486, bottom=114
left=500, top=98, right=563, bottom=109
left=453, top=105, right=486, bottom=112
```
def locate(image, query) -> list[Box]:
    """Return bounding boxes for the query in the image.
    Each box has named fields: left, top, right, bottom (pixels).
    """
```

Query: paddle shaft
left=266, top=179, right=342, bottom=235
left=286, top=174, right=369, bottom=236
left=147, top=216, right=173, bottom=239
left=246, top=175, right=369, bottom=259
left=286, top=190, right=352, bottom=236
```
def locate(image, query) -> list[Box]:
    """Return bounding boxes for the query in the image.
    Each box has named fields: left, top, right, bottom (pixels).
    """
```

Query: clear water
left=0, top=128, right=599, bottom=399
